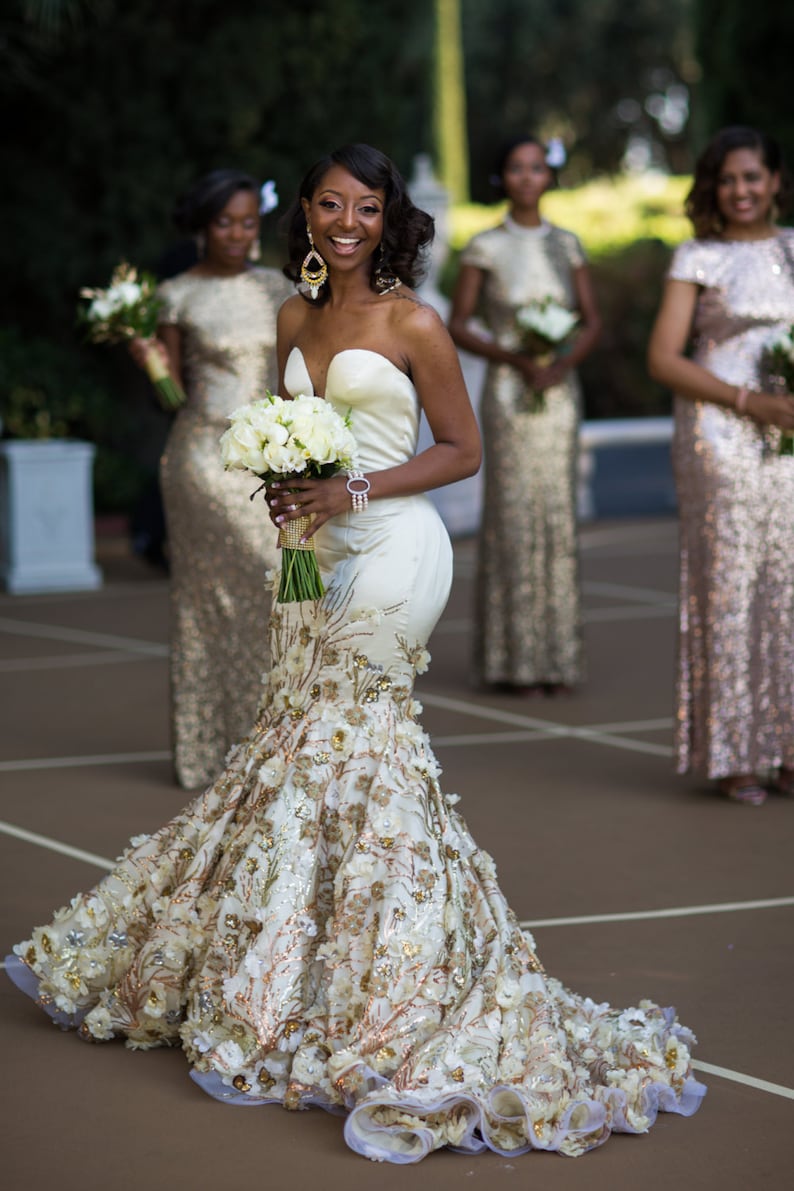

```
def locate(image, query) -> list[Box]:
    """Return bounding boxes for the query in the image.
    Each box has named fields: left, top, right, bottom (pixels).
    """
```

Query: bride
left=6, top=144, right=704, bottom=1163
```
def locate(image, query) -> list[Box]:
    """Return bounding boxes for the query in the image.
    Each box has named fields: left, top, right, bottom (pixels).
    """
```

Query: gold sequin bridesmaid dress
left=158, top=266, right=294, bottom=788
left=669, top=233, right=794, bottom=779
left=460, top=218, right=585, bottom=688
left=7, top=347, right=704, bottom=1163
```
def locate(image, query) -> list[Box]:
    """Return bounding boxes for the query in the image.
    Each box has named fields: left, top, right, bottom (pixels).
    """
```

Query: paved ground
left=1, top=518, right=791, bottom=1190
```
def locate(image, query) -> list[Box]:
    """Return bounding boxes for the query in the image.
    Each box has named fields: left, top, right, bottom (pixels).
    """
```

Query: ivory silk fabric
left=669, top=235, right=794, bottom=778
left=158, top=267, right=294, bottom=788
left=461, top=220, right=586, bottom=687
left=8, top=347, right=704, bottom=1162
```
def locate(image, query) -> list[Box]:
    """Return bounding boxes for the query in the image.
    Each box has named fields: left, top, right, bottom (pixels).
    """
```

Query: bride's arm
left=269, top=302, right=481, bottom=538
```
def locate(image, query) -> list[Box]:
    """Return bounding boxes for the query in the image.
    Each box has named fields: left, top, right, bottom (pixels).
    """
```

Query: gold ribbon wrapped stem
left=142, top=340, right=170, bottom=383
left=278, top=514, right=315, bottom=550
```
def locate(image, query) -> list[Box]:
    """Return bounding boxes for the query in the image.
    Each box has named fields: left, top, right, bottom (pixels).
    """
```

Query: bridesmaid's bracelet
left=735, top=386, right=750, bottom=414
left=346, top=471, right=371, bottom=512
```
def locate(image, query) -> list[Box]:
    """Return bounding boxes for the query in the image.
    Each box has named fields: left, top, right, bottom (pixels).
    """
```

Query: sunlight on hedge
left=450, top=173, right=692, bottom=256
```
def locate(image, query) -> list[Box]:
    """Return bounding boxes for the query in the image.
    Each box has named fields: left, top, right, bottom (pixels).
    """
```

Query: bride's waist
left=325, top=492, right=436, bottom=530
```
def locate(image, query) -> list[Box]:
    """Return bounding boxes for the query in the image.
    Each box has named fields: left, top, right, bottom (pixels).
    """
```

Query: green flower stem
left=278, top=547, right=325, bottom=603
left=154, top=377, right=186, bottom=411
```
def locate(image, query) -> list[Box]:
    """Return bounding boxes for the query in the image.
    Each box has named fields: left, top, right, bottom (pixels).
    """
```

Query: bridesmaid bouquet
left=79, top=262, right=185, bottom=410
left=220, top=393, right=357, bottom=602
left=763, top=326, right=794, bottom=455
left=515, top=297, right=578, bottom=412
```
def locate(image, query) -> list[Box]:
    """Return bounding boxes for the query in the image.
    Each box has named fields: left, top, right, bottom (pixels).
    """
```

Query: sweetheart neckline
left=287, top=346, right=410, bottom=398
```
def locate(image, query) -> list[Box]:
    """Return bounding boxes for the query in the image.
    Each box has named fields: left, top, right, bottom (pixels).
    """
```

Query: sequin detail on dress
left=158, top=267, right=294, bottom=788
left=460, top=222, right=585, bottom=687
left=669, top=235, right=794, bottom=778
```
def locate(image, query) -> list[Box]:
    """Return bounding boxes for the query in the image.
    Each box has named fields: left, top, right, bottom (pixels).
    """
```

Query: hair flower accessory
left=545, top=138, right=567, bottom=169
left=259, top=180, right=279, bottom=215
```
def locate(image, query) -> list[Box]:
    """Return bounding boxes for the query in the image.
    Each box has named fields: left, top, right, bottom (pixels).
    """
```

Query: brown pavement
left=1, top=518, right=791, bottom=1190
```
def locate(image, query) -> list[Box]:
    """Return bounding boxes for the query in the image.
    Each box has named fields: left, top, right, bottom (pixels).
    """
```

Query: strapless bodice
left=284, top=347, right=420, bottom=473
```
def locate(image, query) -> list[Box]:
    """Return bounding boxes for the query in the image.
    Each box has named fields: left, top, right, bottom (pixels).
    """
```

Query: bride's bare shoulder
left=277, top=293, right=311, bottom=337
left=385, top=286, right=443, bottom=330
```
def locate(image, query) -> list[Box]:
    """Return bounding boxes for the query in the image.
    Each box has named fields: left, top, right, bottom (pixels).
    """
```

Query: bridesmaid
left=135, top=170, right=294, bottom=788
left=449, top=136, right=600, bottom=694
left=648, top=126, right=794, bottom=805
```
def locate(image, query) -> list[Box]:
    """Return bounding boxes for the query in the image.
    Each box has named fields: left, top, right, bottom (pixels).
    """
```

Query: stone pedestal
left=0, top=440, right=103, bottom=593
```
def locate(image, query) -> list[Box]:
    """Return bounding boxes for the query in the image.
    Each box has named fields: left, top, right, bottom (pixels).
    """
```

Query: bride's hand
left=267, top=474, right=351, bottom=539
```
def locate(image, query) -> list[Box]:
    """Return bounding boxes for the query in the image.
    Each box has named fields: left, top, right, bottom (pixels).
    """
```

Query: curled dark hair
left=685, top=125, right=793, bottom=238
left=490, top=135, right=558, bottom=195
left=282, top=143, right=434, bottom=304
left=172, top=169, right=260, bottom=235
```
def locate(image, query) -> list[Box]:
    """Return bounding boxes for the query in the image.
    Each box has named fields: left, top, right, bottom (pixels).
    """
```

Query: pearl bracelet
left=735, top=385, right=749, bottom=414
left=346, top=471, right=371, bottom=512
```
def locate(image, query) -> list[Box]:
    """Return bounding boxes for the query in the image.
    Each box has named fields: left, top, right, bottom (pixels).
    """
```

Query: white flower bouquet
left=79, top=262, right=185, bottom=410
left=516, top=297, right=579, bottom=351
left=515, top=297, right=579, bottom=412
left=220, top=392, right=357, bottom=602
left=763, top=326, right=794, bottom=455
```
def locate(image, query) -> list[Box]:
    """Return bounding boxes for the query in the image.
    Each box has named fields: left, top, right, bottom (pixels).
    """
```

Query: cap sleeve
left=561, top=229, right=586, bottom=270
left=156, top=277, right=183, bottom=327
left=667, top=240, right=710, bottom=285
left=459, top=233, right=494, bottom=272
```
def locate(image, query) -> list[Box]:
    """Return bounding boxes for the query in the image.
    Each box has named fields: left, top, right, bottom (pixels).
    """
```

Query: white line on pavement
left=421, top=692, right=674, bottom=756
left=520, top=895, right=794, bottom=928
left=582, top=579, right=676, bottom=604
left=0, top=820, right=114, bottom=869
left=0, top=652, right=155, bottom=673
left=691, top=1060, right=794, bottom=1101
left=0, top=751, right=172, bottom=772
left=0, top=617, right=168, bottom=657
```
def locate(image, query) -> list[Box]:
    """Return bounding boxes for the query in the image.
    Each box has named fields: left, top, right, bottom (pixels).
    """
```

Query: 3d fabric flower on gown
left=6, top=348, right=705, bottom=1162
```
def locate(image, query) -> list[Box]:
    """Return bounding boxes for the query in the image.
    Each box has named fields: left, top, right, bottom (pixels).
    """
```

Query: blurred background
left=1, top=0, right=790, bottom=523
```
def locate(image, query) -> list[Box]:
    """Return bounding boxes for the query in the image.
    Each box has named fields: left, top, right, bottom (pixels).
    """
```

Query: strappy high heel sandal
left=718, top=777, right=767, bottom=806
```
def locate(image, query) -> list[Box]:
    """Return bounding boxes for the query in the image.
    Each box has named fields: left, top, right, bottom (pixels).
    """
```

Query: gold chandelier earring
left=373, top=243, right=400, bottom=294
left=300, top=226, right=328, bottom=299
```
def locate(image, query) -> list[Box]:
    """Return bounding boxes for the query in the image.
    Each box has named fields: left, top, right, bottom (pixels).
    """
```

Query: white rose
left=115, top=281, right=143, bottom=307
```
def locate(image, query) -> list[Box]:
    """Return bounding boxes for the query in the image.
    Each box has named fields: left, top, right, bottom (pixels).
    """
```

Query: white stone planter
left=0, top=439, right=102, bottom=594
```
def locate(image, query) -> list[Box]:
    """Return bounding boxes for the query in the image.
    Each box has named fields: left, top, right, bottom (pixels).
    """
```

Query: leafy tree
left=461, top=0, right=696, bottom=197
left=692, top=0, right=794, bottom=161
left=0, top=0, right=432, bottom=509
left=1, top=0, right=433, bottom=340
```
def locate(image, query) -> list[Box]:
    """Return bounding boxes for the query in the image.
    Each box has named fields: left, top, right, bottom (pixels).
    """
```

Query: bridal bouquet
left=79, top=262, right=185, bottom=410
left=763, top=326, right=794, bottom=455
left=515, top=297, right=579, bottom=411
left=220, top=393, right=357, bottom=602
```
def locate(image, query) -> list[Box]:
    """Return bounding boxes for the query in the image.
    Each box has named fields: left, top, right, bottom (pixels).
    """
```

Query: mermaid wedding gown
left=7, top=348, right=704, bottom=1162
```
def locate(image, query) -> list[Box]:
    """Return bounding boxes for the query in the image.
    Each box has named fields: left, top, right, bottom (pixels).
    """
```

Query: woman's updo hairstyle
left=282, top=143, right=434, bottom=305
left=173, top=169, right=260, bottom=235
left=685, top=126, right=793, bottom=238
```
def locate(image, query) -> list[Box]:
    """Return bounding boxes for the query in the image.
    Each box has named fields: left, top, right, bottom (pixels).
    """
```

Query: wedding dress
left=7, top=347, right=705, bottom=1162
